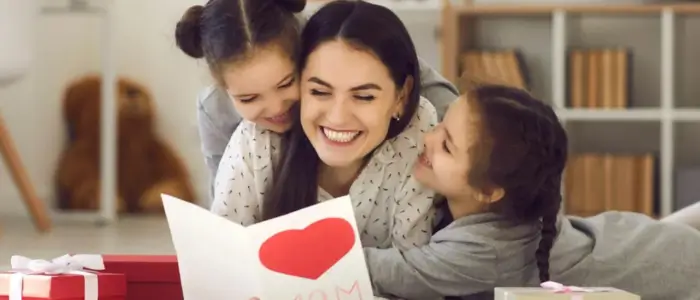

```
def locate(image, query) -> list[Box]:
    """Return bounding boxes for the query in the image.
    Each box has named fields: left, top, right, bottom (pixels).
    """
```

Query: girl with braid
left=363, top=82, right=700, bottom=300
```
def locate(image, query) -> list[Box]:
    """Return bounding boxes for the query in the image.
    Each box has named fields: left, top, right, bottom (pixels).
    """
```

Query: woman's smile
left=320, top=126, right=363, bottom=145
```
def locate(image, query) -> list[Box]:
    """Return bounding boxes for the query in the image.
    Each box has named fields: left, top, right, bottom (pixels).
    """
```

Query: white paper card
left=162, top=194, right=374, bottom=300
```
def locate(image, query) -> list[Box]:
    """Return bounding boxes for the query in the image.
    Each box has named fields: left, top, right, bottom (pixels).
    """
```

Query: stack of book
left=564, top=153, right=657, bottom=217
left=460, top=49, right=528, bottom=89
left=568, top=48, right=631, bottom=109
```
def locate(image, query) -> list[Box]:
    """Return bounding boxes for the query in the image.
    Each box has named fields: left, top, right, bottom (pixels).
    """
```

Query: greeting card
left=161, top=194, right=374, bottom=300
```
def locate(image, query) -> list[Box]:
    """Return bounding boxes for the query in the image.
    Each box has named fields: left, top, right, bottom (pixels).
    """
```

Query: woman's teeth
left=323, top=127, right=360, bottom=143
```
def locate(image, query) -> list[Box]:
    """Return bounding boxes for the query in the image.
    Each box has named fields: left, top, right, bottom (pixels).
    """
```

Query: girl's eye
left=311, top=89, right=330, bottom=96
left=354, top=95, right=375, bottom=101
left=442, top=140, right=450, bottom=154
left=279, top=79, right=295, bottom=89
left=239, top=96, right=257, bottom=103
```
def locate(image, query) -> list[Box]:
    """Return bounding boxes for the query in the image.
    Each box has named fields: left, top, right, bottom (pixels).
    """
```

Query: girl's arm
left=210, top=122, right=264, bottom=226
left=197, top=86, right=243, bottom=206
left=417, top=57, right=460, bottom=121
left=365, top=224, right=498, bottom=299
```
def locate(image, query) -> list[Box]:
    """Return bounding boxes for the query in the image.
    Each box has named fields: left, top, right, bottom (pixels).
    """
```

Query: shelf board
left=557, top=108, right=700, bottom=121
left=673, top=109, right=700, bottom=121
left=454, top=3, right=700, bottom=16
left=305, top=0, right=440, bottom=12
left=557, top=108, right=663, bottom=121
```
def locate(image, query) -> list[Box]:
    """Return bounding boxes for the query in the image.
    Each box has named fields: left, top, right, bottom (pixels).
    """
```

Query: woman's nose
left=325, top=97, right=350, bottom=124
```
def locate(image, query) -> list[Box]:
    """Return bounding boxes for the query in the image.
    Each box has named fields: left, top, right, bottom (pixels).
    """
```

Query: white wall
left=0, top=0, right=444, bottom=217
left=0, top=0, right=212, bottom=217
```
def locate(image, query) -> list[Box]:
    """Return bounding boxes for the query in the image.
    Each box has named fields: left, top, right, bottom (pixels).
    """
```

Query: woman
left=211, top=0, right=438, bottom=251
left=363, top=82, right=700, bottom=299
left=174, top=0, right=458, bottom=204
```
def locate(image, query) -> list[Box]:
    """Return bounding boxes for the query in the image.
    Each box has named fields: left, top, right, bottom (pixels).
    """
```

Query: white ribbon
left=9, top=254, right=104, bottom=300
left=540, top=281, right=594, bottom=293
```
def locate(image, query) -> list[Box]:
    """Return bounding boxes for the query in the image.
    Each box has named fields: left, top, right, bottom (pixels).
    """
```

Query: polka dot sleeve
left=390, top=97, right=438, bottom=251
left=210, top=122, right=262, bottom=226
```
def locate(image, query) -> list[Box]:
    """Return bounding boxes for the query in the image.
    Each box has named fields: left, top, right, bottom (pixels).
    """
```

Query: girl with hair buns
left=364, top=82, right=700, bottom=300
left=174, top=0, right=459, bottom=204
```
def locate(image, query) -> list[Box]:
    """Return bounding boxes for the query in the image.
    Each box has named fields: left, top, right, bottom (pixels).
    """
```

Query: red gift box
left=0, top=272, right=126, bottom=300
left=102, top=255, right=182, bottom=300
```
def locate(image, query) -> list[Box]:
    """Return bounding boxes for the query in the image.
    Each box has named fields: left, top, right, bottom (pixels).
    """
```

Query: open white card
left=161, top=194, right=374, bottom=300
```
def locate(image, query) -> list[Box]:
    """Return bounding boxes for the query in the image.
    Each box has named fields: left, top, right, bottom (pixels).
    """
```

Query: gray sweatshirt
left=365, top=211, right=700, bottom=300
left=196, top=57, right=458, bottom=205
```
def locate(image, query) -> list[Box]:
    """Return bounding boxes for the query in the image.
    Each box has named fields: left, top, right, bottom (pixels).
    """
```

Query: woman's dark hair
left=174, top=0, right=305, bottom=83
left=465, top=82, right=568, bottom=283
left=261, top=0, right=422, bottom=220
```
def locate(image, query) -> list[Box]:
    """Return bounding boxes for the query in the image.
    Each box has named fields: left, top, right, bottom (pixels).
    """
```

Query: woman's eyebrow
left=350, top=83, right=381, bottom=91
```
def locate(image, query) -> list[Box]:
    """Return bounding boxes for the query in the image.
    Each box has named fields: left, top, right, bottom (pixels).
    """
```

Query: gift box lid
left=494, top=287, right=640, bottom=300
left=0, top=272, right=126, bottom=299
left=101, top=255, right=180, bottom=284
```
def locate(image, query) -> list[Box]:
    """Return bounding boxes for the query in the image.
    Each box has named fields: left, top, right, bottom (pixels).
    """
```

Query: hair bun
left=175, top=5, right=205, bottom=59
left=275, top=0, right=306, bottom=13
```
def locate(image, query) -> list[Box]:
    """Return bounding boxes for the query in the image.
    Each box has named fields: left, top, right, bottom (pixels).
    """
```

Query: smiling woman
left=258, top=0, right=438, bottom=251
left=301, top=41, right=410, bottom=173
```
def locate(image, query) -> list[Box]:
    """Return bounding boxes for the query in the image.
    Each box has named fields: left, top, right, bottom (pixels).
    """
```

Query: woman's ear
left=476, top=187, right=505, bottom=204
left=487, top=188, right=505, bottom=203
left=393, top=75, right=414, bottom=119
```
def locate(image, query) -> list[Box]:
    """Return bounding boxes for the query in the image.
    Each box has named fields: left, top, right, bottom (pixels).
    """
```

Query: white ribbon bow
left=541, top=281, right=593, bottom=293
left=9, top=254, right=104, bottom=300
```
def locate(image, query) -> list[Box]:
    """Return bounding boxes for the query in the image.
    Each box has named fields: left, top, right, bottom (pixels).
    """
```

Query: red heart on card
left=258, top=217, right=355, bottom=280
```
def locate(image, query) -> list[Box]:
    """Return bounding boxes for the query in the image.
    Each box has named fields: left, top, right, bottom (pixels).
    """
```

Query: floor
left=0, top=215, right=175, bottom=270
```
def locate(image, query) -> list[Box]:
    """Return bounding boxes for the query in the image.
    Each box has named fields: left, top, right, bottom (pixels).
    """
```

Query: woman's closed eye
left=310, top=88, right=331, bottom=97
left=353, top=94, right=375, bottom=101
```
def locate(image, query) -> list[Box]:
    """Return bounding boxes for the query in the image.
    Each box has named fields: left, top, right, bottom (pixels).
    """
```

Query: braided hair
left=464, top=83, right=568, bottom=282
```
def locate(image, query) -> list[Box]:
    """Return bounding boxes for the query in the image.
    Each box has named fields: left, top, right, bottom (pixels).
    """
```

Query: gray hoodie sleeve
left=196, top=86, right=242, bottom=206
left=363, top=222, right=498, bottom=299
left=416, top=57, right=459, bottom=120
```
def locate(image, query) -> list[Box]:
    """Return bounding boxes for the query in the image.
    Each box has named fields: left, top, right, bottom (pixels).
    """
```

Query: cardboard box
left=495, top=287, right=640, bottom=300
left=102, top=255, right=182, bottom=300
left=0, top=272, right=125, bottom=300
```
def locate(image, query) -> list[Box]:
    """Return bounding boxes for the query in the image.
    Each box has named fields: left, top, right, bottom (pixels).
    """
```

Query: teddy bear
left=55, top=74, right=196, bottom=213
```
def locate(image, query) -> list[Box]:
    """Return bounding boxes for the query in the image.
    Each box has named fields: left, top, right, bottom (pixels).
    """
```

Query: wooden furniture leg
left=0, top=113, right=51, bottom=232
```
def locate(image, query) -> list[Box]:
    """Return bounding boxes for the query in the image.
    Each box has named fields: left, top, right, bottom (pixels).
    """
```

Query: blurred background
left=1, top=0, right=700, bottom=264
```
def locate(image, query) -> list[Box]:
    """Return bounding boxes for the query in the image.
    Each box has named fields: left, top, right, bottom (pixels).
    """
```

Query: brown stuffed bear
left=55, top=74, right=196, bottom=213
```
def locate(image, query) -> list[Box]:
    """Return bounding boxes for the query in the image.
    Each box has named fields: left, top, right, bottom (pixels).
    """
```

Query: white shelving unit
left=441, top=3, right=700, bottom=217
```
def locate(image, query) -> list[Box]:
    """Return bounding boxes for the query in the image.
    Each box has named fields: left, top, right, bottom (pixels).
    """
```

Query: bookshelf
left=440, top=2, right=700, bottom=217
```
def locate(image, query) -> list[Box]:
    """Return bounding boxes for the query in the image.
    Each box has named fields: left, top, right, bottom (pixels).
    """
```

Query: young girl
left=174, top=0, right=458, bottom=203
left=364, top=83, right=700, bottom=299
left=209, top=0, right=438, bottom=251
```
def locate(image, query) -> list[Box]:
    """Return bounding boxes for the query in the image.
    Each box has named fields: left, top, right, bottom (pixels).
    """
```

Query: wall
left=0, top=0, right=442, bottom=217
left=0, top=0, right=211, bottom=217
